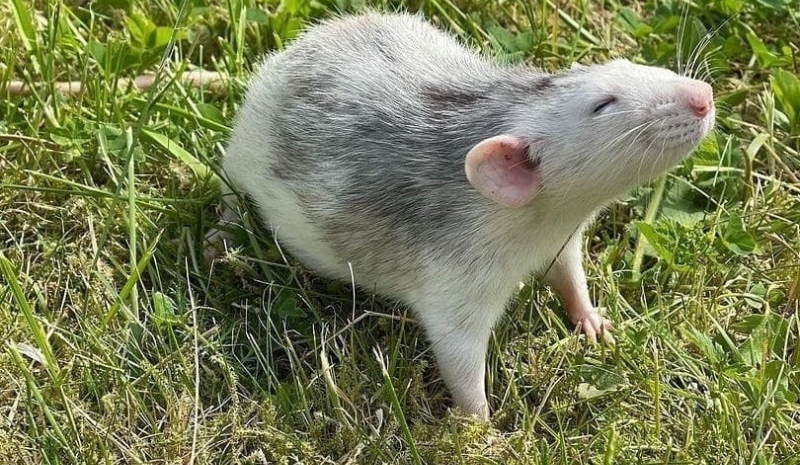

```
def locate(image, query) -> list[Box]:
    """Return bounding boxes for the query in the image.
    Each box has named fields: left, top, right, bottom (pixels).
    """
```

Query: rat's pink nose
left=679, top=81, right=714, bottom=117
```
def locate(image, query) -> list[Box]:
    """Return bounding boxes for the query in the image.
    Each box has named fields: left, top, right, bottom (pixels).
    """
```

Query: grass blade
left=0, top=251, right=59, bottom=376
left=374, top=347, right=423, bottom=465
left=7, top=344, right=77, bottom=463
left=102, top=234, right=160, bottom=327
left=141, top=128, right=218, bottom=184
left=9, top=0, right=36, bottom=52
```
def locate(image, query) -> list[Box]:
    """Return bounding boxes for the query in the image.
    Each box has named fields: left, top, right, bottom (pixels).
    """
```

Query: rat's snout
left=677, top=81, right=714, bottom=118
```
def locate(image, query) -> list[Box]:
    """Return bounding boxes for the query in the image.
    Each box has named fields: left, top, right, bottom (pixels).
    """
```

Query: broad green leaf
left=197, top=103, right=227, bottom=126
left=771, top=69, right=800, bottom=132
left=722, top=212, right=757, bottom=255
left=148, top=27, right=178, bottom=49
left=689, top=135, right=721, bottom=167
left=246, top=7, right=272, bottom=24
left=660, top=181, right=707, bottom=226
left=88, top=40, right=108, bottom=66
left=152, top=292, right=178, bottom=330
left=652, top=14, right=680, bottom=34
left=88, top=39, right=142, bottom=75
left=273, top=292, right=305, bottom=318
left=718, top=88, right=749, bottom=108
left=617, top=8, right=653, bottom=38
left=126, top=13, right=156, bottom=46
left=488, top=26, right=519, bottom=53
left=718, top=0, right=744, bottom=14
left=97, top=123, right=144, bottom=162
left=636, top=222, right=675, bottom=264
left=731, top=314, right=768, bottom=333
left=743, top=283, right=767, bottom=309
left=97, top=123, right=130, bottom=160
left=746, top=32, right=777, bottom=68
left=684, top=327, right=723, bottom=366
left=516, top=31, right=535, bottom=53
left=283, top=0, right=306, bottom=15
left=763, top=360, right=790, bottom=401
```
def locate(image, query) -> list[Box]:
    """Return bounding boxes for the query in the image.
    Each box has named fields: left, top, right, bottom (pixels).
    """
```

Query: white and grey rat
left=206, top=12, right=715, bottom=419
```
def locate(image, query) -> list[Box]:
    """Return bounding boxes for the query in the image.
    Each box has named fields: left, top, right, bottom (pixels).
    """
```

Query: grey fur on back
left=227, top=13, right=556, bottom=295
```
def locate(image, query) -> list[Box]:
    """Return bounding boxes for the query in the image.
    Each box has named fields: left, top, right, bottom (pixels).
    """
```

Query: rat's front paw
left=570, top=307, right=614, bottom=345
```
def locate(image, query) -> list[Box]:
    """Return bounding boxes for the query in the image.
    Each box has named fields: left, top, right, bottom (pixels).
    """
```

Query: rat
left=205, top=12, right=715, bottom=419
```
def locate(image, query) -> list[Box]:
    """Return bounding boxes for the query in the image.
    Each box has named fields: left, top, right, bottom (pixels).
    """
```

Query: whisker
left=677, top=1, right=690, bottom=76
left=686, top=13, right=738, bottom=79
left=552, top=121, right=649, bottom=209
left=636, top=118, right=668, bottom=184
left=593, top=120, right=656, bottom=166
left=697, top=58, right=727, bottom=84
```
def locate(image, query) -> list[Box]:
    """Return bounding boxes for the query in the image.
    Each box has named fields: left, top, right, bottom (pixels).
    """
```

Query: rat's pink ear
left=464, top=135, right=543, bottom=208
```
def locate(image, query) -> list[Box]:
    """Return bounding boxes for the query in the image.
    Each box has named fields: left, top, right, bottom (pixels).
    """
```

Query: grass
left=1, top=0, right=799, bottom=463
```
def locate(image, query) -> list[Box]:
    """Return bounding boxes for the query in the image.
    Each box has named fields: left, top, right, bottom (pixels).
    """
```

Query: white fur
left=206, top=12, right=715, bottom=419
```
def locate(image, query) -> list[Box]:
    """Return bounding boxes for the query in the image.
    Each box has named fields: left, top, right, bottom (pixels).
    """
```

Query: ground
left=1, top=0, right=799, bottom=464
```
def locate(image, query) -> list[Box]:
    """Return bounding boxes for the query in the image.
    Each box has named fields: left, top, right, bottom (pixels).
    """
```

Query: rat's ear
left=464, top=135, right=543, bottom=208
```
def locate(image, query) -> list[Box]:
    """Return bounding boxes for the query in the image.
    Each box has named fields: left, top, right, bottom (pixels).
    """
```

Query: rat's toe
left=574, top=308, right=615, bottom=345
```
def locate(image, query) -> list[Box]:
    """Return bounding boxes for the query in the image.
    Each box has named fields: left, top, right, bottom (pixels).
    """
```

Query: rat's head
left=464, top=59, right=715, bottom=210
left=549, top=59, right=715, bottom=172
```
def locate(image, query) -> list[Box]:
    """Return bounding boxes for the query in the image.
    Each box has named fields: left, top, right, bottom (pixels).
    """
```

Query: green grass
left=1, top=0, right=799, bottom=463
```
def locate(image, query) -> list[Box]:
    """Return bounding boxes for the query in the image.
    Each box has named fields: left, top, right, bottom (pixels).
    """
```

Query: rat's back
left=212, top=12, right=711, bottom=418
left=232, top=11, right=497, bottom=173
left=221, top=13, right=509, bottom=293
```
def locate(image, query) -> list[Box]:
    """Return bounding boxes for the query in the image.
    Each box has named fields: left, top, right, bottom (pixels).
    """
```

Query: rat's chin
left=659, top=144, right=702, bottom=169
left=692, top=111, right=716, bottom=144
left=654, top=110, right=715, bottom=154
left=696, top=112, right=716, bottom=141
left=663, top=123, right=714, bottom=156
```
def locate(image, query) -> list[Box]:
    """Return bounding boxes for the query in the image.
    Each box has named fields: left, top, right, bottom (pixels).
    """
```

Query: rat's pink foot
left=568, top=306, right=614, bottom=344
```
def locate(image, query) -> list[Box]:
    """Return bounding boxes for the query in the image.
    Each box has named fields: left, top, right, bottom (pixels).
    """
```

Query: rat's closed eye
left=592, top=96, right=618, bottom=115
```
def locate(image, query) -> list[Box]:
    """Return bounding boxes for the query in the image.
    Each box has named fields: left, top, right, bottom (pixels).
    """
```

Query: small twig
left=323, top=309, right=416, bottom=346
left=0, top=133, right=57, bottom=146
left=6, top=69, right=226, bottom=97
